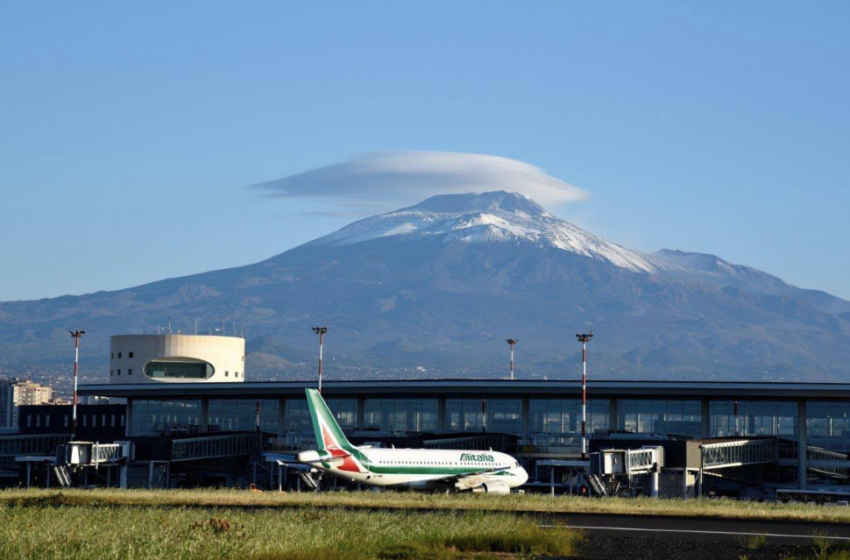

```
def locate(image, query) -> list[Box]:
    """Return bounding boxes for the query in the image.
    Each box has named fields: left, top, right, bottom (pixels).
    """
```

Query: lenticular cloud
left=251, top=151, right=588, bottom=213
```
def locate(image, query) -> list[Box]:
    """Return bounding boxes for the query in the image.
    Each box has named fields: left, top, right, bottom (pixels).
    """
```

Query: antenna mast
left=69, top=330, right=85, bottom=440
left=312, top=326, right=329, bottom=393
left=505, top=338, right=518, bottom=380
left=576, top=331, right=593, bottom=459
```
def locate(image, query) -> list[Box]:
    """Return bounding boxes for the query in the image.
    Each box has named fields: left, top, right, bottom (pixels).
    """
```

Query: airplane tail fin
left=305, top=388, right=355, bottom=453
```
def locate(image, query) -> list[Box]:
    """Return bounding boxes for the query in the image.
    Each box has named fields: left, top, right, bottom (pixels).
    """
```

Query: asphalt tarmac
left=542, top=512, right=850, bottom=544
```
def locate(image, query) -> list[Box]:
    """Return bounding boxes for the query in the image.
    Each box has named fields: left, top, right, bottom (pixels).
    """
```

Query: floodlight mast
left=312, top=326, right=328, bottom=393
left=69, top=330, right=85, bottom=440
left=505, top=338, right=518, bottom=380
left=576, top=331, right=593, bottom=459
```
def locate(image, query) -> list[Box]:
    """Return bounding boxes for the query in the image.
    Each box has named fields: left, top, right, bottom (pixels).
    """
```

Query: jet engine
left=297, top=450, right=347, bottom=465
left=472, top=480, right=511, bottom=495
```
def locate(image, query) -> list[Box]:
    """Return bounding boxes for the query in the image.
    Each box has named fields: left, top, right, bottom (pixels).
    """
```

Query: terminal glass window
left=284, top=399, right=312, bottom=436
left=618, top=400, right=701, bottom=437
left=258, top=399, right=279, bottom=433
left=487, top=399, right=522, bottom=435
left=445, top=399, right=522, bottom=435
left=807, top=402, right=850, bottom=487
left=531, top=399, right=610, bottom=435
left=144, top=360, right=213, bottom=380
left=710, top=401, right=797, bottom=438
left=326, top=399, right=357, bottom=430
left=131, top=399, right=201, bottom=436
left=364, top=398, right=437, bottom=432
left=807, top=402, right=850, bottom=455
left=209, top=399, right=279, bottom=433
left=529, top=399, right=609, bottom=451
left=446, top=399, right=485, bottom=433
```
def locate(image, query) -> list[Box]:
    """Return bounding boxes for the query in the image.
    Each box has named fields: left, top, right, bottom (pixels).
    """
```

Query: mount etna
left=1, top=191, right=848, bottom=385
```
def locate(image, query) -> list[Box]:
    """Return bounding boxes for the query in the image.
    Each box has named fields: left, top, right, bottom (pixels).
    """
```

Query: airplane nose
left=518, top=467, right=529, bottom=485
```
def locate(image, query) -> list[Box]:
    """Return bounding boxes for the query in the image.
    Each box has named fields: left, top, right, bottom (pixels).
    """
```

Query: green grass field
left=2, top=488, right=849, bottom=524
left=0, top=497, right=578, bottom=560
left=4, top=490, right=850, bottom=559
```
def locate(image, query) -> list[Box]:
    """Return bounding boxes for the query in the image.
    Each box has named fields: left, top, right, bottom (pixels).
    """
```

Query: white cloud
left=250, top=151, right=588, bottom=214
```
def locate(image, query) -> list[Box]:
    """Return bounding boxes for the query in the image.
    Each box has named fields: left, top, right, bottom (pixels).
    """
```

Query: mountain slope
left=1, top=191, right=848, bottom=386
left=649, top=249, right=850, bottom=315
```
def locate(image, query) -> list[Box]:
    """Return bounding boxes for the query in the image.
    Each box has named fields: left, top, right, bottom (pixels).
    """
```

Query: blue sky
left=1, top=1, right=848, bottom=300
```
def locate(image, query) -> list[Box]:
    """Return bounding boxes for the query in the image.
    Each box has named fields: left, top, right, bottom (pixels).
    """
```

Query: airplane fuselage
left=302, top=447, right=528, bottom=491
left=298, top=388, right=528, bottom=493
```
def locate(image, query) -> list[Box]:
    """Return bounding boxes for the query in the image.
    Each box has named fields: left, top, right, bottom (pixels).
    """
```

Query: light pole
left=576, top=331, right=593, bottom=459
left=69, top=330, right=85, bottom=440
left=505, top=338, right=518, bottom=380
left=312, top=326, right=328, bottom=393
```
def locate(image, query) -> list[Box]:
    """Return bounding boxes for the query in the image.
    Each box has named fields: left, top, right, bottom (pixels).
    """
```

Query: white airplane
left=297, top=388, right=529, bottom=493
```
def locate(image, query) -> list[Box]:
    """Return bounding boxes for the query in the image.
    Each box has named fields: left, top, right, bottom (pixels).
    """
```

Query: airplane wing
left=428, top=465, right=512, bottom=486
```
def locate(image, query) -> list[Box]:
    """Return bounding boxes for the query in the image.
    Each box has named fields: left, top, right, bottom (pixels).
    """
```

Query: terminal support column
left=125, top=399, right=134, bottom=437
left=521, top=396, right=530, bottom=440
left=200, top=398, right=209, bottom=432
left=798, top=399, right=807, bottom=490
left=356, top=396, right=366, bottom=430
left=277, top=398, right=286, bottom=439
left=609, top=399, right=618, bottom=433
left=437, top=396, right=446, bottom=433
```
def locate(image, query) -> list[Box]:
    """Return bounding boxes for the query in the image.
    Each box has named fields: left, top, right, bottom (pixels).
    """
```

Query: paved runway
left=542, top=512, right=850, bottom=544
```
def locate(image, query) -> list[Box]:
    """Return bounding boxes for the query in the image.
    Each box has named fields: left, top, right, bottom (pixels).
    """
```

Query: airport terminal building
left=4, top=333, right=850, bottom=498
left=79, top=378, right=850, bottom=494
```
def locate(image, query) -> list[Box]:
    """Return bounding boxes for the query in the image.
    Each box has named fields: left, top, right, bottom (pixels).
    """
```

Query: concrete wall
left=109, top=334, right=245, bottom=384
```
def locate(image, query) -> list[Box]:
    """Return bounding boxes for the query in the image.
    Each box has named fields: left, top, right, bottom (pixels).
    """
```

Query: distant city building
left=0, top=379, right=54, bottom=428
left=109, top=334, right=246, bottom=385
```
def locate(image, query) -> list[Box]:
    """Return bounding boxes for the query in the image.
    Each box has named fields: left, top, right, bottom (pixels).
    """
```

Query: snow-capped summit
left=308, top=191, right=657, bottom=273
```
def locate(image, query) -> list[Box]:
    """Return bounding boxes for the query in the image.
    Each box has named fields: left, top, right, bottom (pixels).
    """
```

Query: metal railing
left=701, top=438, right=776, bottom=470
left=0, top=433, right=70, bottom=457
left=807, top=445, right=849, bottom=462
left=171, top=432, right=261, bottom=462
left=627, top=448, right=657, bottom=473
left=93, top=443, right=122, bottom=464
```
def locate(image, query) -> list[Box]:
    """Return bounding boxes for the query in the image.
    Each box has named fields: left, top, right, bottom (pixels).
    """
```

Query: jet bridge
left=590, top=446, right=665, bottom=497
left=170, top=432, right=262, bottom=462
left=14, top=440, right=135, bottom=489
left=585, top=437, right=782, bottom=499
left=695, top=438, right=777, bottom=497
left=700, top=438, right=776, bottom=470
left=0, top=433, right=70, bottom=457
